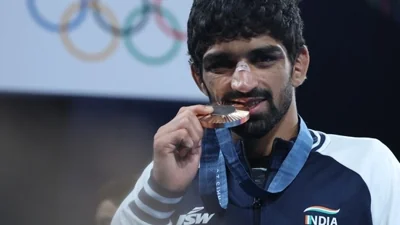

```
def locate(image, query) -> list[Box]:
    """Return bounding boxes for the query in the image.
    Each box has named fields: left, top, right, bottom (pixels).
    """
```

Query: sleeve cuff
left=129, top=171, right=184, bottom=225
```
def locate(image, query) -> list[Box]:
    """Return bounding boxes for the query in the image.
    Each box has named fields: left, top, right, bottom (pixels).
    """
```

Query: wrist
left=149, top=170, right=186, bottom=197
left=148, top=168, right=186, bottom=197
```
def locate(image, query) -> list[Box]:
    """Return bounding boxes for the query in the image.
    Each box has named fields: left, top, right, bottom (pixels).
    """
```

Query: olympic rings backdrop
left=0, top=0, right=207, bottom=101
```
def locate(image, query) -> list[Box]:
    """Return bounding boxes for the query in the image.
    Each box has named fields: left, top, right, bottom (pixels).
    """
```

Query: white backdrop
left=0, top=0, right=208, bottom=102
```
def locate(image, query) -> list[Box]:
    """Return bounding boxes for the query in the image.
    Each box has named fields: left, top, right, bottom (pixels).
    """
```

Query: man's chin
left=232, top=119, right=269, bottom=139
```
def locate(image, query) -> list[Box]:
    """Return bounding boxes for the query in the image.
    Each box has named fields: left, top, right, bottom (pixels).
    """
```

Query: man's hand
left=152, top=105, right=213, bottom=193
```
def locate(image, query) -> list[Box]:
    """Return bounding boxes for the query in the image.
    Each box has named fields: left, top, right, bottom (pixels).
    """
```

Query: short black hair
left=187, top=0, right=305, bottom=73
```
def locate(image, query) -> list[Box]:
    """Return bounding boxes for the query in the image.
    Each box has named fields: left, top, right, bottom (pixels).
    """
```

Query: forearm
left=128, top=173, right=184, bottom=225
left=111, top=164, right=184, bottom=225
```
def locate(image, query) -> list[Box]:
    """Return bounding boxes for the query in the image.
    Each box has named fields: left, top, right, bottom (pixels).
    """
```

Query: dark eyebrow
left=247, top=45, right=284, bottom=58
left=202, top=45, right=284, bottom=68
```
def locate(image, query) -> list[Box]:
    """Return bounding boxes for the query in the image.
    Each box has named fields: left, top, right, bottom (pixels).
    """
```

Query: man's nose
left=231, top=61, right=258, bottom=93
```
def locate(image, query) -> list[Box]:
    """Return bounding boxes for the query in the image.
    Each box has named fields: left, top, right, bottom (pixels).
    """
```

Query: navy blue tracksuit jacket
left=112, top=119, right=400, bottom=225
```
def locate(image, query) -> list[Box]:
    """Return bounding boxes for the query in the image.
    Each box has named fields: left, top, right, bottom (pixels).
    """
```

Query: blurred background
left=0, top=0, right=399, bottom=224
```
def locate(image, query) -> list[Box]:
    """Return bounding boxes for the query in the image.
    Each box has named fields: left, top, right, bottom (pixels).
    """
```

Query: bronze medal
left=198, top=105, right=249, bottom=128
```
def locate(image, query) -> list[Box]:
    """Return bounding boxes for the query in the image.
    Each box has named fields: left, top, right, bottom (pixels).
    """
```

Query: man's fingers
left=177, top=111, right=203, bottom=144
left=187, top=112, right=204, bottom=144
left=155, top=129, right=193, bottom=153
left=177, top=105, right=213, bottom=116
left=157, top=109, right=204, bottom=141
left=154, top=105, right=212, bottom=151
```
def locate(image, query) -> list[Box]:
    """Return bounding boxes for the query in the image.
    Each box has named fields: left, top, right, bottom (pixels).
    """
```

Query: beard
left=233, top=84, right=292, bottom=139
left=208, top=82, right=293, bottom=139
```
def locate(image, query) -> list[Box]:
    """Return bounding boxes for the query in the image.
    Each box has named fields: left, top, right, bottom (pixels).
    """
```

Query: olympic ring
left=26, top=0, right=186, bottom=65
left=60, top=2, right=120, bottom=61
left=153, top=0, right=187, bottom=41
left=92, top=0, right=152, bottom=37
left=26, top=0, right=89, bottom=32
left=123, top=5, right=182, bottom=65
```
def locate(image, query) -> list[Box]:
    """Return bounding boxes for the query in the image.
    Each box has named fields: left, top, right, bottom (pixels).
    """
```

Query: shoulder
left=312, top=130, right=398, bottom=172
left=310, top=130, right=400, bottom=223
left=309, top=129, right=400, bottom=192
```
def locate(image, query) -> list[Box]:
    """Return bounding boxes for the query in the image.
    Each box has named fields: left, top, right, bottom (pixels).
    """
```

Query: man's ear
left=190, top=64, right=209, bottom=96
left=291, top=45, right=310, bottom=88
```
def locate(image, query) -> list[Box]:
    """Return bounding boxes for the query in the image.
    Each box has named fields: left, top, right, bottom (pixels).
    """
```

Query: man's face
left=199, top=35, right=294, bottom=138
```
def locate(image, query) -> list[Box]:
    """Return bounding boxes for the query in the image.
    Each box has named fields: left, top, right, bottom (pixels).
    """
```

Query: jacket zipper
left=242, top=140, right=264, bottom=225
left=253, top=198, right=262, bottom=225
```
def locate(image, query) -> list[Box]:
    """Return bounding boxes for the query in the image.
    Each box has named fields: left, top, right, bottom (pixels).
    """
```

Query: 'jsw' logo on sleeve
left=176, top=207, right=215, bottom=225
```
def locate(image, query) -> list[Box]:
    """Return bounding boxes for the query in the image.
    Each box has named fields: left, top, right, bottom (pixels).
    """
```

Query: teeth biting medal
left=198, top=61, right=252, bottom=128
left=198, top=105, right=250, bottom=128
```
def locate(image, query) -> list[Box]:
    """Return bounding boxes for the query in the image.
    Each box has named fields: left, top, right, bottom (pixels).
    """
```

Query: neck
left=243, top=101, right=299, bottom=159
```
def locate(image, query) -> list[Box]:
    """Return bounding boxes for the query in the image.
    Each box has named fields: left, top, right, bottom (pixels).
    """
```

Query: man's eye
left=206, top=62, right=235, bottom=73
left=255, top=55, right=275, bottom=63
left=209, top=67, right=231, bottom=74
left=252, top=55, right=277, bottom=68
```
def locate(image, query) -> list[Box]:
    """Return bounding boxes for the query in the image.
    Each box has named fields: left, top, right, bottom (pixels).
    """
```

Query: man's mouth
left=224, top=97, right=266, bottom=110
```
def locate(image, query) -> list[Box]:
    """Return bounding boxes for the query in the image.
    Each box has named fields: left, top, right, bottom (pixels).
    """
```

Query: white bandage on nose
left=231, top=61, right=257, bottom=91
left=235, top=61, right=251, bottom=72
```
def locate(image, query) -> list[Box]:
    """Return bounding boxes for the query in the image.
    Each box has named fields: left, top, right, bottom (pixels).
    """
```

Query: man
left=112, top=0, right=400, bottom=224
